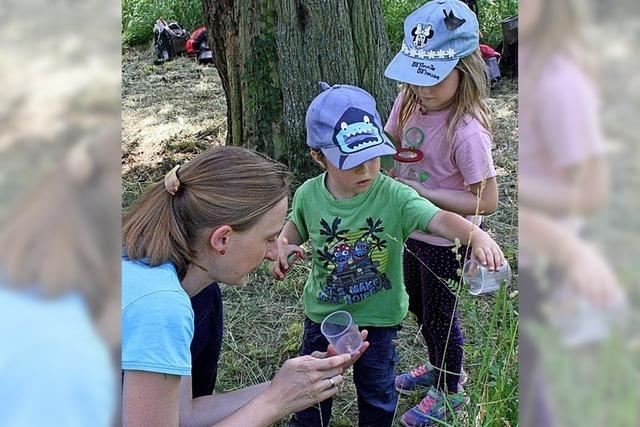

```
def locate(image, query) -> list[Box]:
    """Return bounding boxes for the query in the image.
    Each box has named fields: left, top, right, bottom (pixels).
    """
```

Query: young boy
left=272, top=83, right=504, bottom=427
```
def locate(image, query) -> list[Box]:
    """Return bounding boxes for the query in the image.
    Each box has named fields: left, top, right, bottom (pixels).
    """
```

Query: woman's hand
left=271, top=236, right=303, bottom=280
left=260, top=353, right=351, bottom=419
left=311, top=330, right=370, bottom=371
left=470, top=229, right=505, bottom=271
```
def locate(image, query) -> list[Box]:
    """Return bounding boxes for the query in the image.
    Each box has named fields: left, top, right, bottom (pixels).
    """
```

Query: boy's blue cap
left=384, top=0, right=479, bottom=86
left=305, top=82, right=396, bottom=170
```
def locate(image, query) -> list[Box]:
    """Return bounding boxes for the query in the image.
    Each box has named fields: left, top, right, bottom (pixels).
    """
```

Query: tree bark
left=204, top=0, right=396, bottom=182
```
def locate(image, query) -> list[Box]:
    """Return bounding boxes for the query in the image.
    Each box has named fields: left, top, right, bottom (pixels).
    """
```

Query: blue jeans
left=290, top=318, right=400, bottom=427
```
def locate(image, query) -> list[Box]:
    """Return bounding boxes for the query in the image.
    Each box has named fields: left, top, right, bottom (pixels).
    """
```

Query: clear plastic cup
left=548, top=287, right=628, bottom=347
left=463, top=259, right=511, bottom=295
left=320, top=310, right=362, bottom=355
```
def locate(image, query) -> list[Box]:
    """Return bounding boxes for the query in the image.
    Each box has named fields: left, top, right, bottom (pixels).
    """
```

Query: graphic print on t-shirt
left=315, top=216, right=392, bottom=304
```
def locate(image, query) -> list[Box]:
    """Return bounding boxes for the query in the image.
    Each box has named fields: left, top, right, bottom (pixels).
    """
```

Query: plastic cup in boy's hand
left=320, top=311, right=362, bottom=355
left=463, top=259, right=512, bottom=295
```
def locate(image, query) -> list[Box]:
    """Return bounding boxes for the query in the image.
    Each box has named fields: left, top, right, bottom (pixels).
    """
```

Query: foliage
left=477, top=0, right=519, bottom=48
left=382, top=0, right=519, bottom=50
left=381, top=0, right=427, bottom=50
left=122, top=0, right=203, bottom=46
left=121, top=0, right=517, bottom=53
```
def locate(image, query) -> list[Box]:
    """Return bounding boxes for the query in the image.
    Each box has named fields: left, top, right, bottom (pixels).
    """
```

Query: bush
left=477, top=0, right=518, bottom=48
left=381, top=0, right=426, bottom=50
left=123, top=0, right=517, bottom=51
left=382, top=0, right=518, bottom=51
left=122, top=0, right=204, bottom=47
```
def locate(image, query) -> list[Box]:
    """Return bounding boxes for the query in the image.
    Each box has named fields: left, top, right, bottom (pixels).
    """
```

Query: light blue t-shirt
left=122, top=259, right=194, bottom=376
left=0, top=287, right=114, bottom=427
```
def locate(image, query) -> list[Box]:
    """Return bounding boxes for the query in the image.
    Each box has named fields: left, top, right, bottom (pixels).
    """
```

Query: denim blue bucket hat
left=305, top=82, right=396, bottom=170
left=384, top=0, right=479, bottom=86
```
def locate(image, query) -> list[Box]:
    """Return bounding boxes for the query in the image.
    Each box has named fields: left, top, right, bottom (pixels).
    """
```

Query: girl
left=383, top=1, right=498, bottom=425
left=122, top=146, right=367, bottom=427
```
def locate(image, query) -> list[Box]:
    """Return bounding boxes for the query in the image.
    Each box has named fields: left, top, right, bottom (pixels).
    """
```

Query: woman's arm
left=188, top=354, right=350, bottom=427
left=123, top=371, right=271, bottom=427
left=178, top=378, right=271, bottom=427
left=426, top=210, right=504, bottom=270
left=123, top=371, right=182, bottom=427
left=396, top=177, right=498, bottom=216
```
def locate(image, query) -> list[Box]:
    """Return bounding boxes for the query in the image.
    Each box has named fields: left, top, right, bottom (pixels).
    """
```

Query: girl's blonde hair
left=395, top=49, right=491, bottom=145
left=123, top=146, right=290, bottom=277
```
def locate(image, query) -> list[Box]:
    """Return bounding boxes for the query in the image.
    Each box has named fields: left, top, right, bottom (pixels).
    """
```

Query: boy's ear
left=309, top=150, right=326, bottom=169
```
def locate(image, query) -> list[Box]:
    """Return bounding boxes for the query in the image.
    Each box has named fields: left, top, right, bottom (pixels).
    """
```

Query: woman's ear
left=309, top=150, right=326, bottom=169
left=209, top=225, right=233, bottom=254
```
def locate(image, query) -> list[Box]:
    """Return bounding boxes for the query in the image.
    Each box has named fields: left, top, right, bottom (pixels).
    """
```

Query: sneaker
left=395, top=364, right=468, bottom=394
left=400, top=386, right=470, bottom=427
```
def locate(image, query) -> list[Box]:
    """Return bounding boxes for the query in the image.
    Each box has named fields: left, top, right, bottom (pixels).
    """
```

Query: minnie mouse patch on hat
left=384, top=0, right=479, bottom=87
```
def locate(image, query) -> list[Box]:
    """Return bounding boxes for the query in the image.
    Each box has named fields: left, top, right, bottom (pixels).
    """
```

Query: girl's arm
left=272, top=220, right=305, bottom=279
left=396, top=177, right=498, bottom=216
left=426, top=210, right=504, bottom=270
left=519, top=157, right=608, bottom=215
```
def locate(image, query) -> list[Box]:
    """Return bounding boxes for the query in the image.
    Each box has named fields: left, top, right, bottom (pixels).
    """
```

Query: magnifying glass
left=393, top=127, right=424, bottom=163
left=283, top=250, right=303, bottom=273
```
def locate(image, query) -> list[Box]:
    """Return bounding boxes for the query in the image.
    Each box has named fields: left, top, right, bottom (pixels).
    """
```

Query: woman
left=122, top=146, right=367, bottom=426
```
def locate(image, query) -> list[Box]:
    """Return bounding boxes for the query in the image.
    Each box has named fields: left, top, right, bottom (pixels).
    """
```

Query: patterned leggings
left=403, top=238, right=466, bottom=393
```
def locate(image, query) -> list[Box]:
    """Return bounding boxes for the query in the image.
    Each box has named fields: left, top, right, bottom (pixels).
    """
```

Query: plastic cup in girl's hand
left=320, top=311, right=362, bottom=355
left=463, top=259, right=511, bottom=295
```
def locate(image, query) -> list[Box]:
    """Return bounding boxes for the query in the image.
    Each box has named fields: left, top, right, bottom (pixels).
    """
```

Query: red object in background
left=186, top=26, right=207, bottom=57
left=480, top=44, right=501, bottom=59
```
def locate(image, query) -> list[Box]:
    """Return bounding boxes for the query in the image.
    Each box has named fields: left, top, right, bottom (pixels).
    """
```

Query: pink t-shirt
left=519, top=50, right=606, bottom=267
left=385, top=93, right=496, bottom=246
left=519, top=53, right=605, bottom=182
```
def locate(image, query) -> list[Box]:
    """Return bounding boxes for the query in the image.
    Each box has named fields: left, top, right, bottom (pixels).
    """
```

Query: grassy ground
left=122, top=45, right=518, bottom=426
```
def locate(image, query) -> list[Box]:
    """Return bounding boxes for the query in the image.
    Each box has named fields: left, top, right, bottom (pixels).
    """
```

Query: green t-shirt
left=289, top=172, right=441, bottom=326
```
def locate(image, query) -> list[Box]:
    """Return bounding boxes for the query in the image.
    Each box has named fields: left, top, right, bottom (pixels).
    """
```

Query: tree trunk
left=204, top=0, right=396, bottom=182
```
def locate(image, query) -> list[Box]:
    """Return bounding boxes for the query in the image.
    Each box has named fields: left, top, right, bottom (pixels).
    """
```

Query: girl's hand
left=310, top=330, right=369, bottom=371
left=262, top=353, right=351, bottom=418
left=470, top=229, right=505, bottom=271
left=565, top=241, right=624, bottom=306
left=271, top=237, right=303, bottom=280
